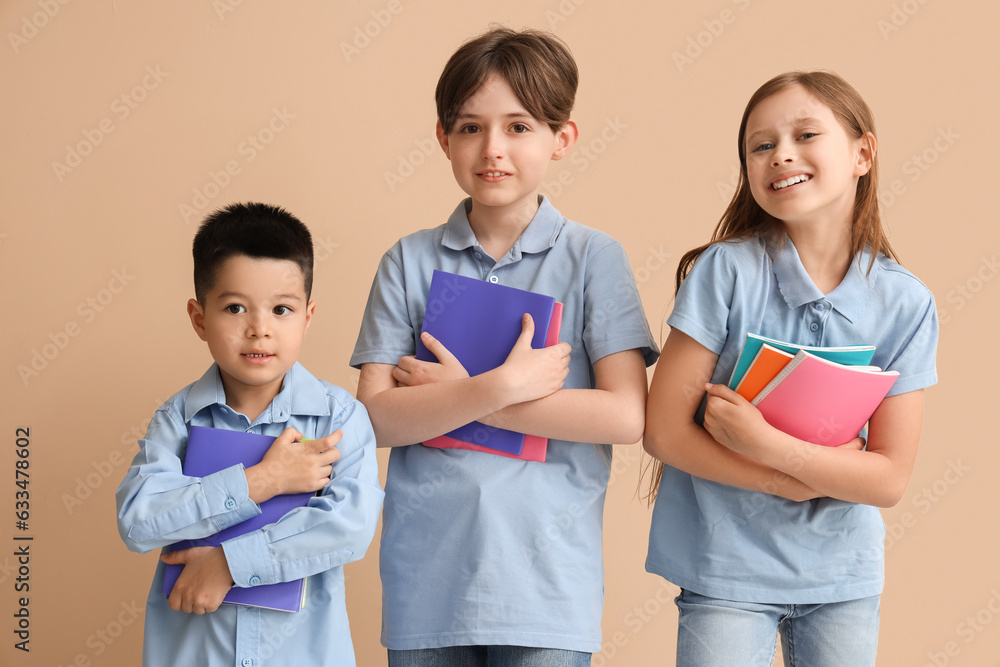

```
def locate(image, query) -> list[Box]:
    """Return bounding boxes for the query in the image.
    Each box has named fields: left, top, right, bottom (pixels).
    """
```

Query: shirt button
left=809, top=322, right=820, bottom=332
left=249, top=575, right=261, bottom=586
left=474, top=252, right=483, bottom=260
left=224, top=498, right=237, bottom=510
left=242, top=659, right=253, bottom=667
left=488, top=276, right=499, bottom=284
left=814, top=302, right=826, bottom=311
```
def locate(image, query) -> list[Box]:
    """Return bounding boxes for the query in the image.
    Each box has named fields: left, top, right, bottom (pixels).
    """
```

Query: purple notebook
left=416, top=270, right=556, bottom=455
left=161, top=426, right=312, bottom=612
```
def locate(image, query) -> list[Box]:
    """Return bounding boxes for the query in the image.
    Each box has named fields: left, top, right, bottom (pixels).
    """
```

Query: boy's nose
left=482, top=130, right=505, bottom=160
left=246, top=313, right=272, bottom=337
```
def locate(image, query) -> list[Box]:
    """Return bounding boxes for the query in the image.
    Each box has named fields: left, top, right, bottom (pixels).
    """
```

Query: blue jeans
left=675, top=590, right=880, bottom=667
left=387, top=646, right=591, bottom=667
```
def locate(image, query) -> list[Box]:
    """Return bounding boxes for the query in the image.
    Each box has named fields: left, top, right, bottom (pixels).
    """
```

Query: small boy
left=117, top=202, right=383, bottom=667
left=352, top=28, right=658, bottom=666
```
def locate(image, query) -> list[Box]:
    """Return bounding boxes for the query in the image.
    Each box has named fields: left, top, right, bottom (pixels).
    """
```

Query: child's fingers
left=420, top=332, right=462, bottom=366
left=704, top=382, right=744, bottom=403
left=277, top=426, right=304, bottom=444
left=513, top=313, right=535, bottom=348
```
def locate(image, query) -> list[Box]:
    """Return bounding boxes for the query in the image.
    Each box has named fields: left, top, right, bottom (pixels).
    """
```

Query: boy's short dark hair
left=436, top=26, right=578, bottom=134
left=193, top=202, right=314, bottom=302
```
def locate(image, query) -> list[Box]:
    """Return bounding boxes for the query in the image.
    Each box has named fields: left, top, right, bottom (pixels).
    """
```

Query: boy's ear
left=551, top=120, right=579, bottom=161
left=854, top=131, right=876, bottom=177
left=304, top=300, right=316, bottom=332
left=187, top=298, right=209, bottom=342
left=436, top=121, right=451, bottom=159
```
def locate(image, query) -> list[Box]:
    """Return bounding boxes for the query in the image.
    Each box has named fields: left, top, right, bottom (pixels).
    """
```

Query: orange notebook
left=734, top=344, right=794, bottom=401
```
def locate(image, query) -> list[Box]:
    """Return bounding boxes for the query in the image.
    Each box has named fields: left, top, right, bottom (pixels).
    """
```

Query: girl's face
left=743, top=84, right=872, bottom=232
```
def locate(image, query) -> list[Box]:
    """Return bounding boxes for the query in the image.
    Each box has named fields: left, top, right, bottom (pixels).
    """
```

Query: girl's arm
left=643, top=329, right=822, bottom=501
left=357, top=315, right=571, bottom=448
left=704, top=381, right=923, bottom=507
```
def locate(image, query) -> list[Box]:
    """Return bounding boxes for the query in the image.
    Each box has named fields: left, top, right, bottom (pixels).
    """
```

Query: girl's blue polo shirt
left=646, top=236, right=938, bottom=604
left=351, top=196, right=658, bottom=652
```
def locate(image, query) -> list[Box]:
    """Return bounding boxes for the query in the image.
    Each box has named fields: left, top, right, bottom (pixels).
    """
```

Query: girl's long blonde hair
left=644, top=71, right=898, bottom=503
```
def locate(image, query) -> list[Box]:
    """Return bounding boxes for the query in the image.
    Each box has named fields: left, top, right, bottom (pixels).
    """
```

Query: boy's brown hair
left=435, top=26, right=578, bottom=134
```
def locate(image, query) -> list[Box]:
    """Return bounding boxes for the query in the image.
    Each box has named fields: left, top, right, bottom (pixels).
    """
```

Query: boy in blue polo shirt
left=117, top=202, right=383, bottom=667
left=351, top=28, right=659, bottom=666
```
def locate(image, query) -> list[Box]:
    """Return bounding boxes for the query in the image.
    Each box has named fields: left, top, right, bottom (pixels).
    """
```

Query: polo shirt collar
left=441, top=196, right=563, bottom=256
left=771, top=236, right=876, bottom=324
left=183, top=362, right=330, bottom=422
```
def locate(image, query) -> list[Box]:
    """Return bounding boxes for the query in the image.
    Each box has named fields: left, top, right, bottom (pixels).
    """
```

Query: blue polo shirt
left=116, top=362, right=384, bottom=667
left=646, top=236, right=938, bottom=603
left=351, top=196, right=658, bottom=652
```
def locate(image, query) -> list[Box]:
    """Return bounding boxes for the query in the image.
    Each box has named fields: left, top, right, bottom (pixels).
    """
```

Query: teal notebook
left=727, top=333, right=876, bottom=391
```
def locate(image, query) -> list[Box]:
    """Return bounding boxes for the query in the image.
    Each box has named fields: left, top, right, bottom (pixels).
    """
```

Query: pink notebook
left=423, top=302, right=563, bottom=462
left=752, top=350, right=898, bottom=446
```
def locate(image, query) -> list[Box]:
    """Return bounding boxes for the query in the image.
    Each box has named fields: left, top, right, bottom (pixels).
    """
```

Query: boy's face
left=187, top=255, right=314, bottom=408
left=437, top=76, right=577, bottom=223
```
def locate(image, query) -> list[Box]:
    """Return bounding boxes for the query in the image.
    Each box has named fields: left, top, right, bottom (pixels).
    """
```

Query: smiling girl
left=643, top=71, right=939, bottom=666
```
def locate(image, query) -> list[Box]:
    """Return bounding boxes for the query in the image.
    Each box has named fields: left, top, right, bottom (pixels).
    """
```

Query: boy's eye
left=751, top=142, right=774, bottom=153
left=273, top=305, right=292, bottom=316
left=799, top=132, right=817, bottom=140
left=510, top=123, right=529, bottom=134
left=225, top=304, right=246, bottom=314
left=459, top=124, right=480, bottom=134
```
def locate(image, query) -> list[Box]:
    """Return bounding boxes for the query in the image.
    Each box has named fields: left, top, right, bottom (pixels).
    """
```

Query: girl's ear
left=854, top=131, right=877, bottom=177
left=551, top=120, right=579, bottom=161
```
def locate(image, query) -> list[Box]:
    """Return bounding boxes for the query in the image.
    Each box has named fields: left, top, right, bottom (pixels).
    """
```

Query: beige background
left=2, top=1, right=995, bottom=665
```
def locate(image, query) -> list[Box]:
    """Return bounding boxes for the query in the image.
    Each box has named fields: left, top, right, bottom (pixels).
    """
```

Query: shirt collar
left=770, top=236, right=877, bottom=324
left=183, top=362, right=331, bottom=422
left=441, top=195, right=564, bottom=256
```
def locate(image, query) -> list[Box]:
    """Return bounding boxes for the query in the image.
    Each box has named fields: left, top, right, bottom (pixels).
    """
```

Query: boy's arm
left=116, top=408, right=264, bottom=554
left=357, top=314, right=571, bottom=448
left=477, top=349, right=648, bottom=445
left=216, top=396, right=384, bottom=590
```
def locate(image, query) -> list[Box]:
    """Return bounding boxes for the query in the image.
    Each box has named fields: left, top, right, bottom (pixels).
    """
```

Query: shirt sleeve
left=350, top=247, right=416, bottom=368
left=582, top=240, right=659, bottom=366
left=115, top=406, right=262, bottom=553
left=222, top=396, right=384, bottom=588
left=879, top=286, right=939, bottom=396
left=666, top=243, right=738, bottom=355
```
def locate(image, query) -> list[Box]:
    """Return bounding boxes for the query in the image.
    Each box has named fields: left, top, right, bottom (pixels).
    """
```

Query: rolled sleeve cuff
left=222, top=530, right=274, bottom=588
left=201, top=464, right=260, bottom=532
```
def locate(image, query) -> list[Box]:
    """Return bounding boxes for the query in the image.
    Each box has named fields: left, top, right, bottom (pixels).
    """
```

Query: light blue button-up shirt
left=116, top=362, right=384, bottom=666
left=647, top=235, right=938, bottom=603
left=352, top=197, right=658, bottom=652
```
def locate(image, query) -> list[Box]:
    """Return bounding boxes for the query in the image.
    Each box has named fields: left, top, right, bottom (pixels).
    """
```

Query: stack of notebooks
left=727, top=333, right=899, bottom=446
left=416, top=270, right=562, bottom=462
left=161, top=426, right=312, bottom=612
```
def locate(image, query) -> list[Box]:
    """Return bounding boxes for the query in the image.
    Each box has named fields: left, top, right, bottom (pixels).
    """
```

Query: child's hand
left=393, top=332, right=470, bottom=387
left=496, top=314, right=571, bottom=405
left=161, top=546, right=233, bottom=615
left=245, top=427, right=342, bottom=503
left=702, top=383, right=771, bottom=457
